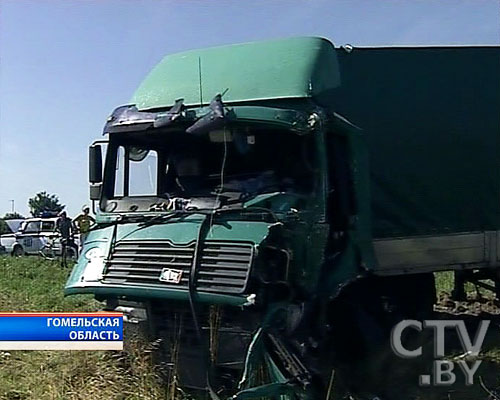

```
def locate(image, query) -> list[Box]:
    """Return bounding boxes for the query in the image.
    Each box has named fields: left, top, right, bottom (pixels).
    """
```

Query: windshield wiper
left=219, top=187, right=283, bottom=206
left=98, top=212, right=184, bottom=228
left=138, top=211, right=188, bottom=227
left=137, top=206, right=227, bottom=228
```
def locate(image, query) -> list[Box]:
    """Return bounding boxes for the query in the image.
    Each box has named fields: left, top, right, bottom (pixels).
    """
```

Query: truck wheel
left=492, top=268, right=500, bottom=301
left=328, top=274, right=436, bottom=361
left=328, top=282, right=387, bottom=362
left=12, top=245, right=24, bottom=257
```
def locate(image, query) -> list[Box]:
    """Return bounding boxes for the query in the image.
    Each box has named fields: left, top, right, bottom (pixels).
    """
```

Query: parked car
left=0, top=217, right=78, bottom=257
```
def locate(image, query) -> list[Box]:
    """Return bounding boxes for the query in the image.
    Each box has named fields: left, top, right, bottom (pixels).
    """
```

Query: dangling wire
left=208, top=126, right=228, bottom=236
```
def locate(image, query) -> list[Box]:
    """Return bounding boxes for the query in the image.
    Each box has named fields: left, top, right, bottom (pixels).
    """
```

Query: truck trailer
left=65, top=37, right=500, bottom=399
left=335, top=44, right=500, bottom=275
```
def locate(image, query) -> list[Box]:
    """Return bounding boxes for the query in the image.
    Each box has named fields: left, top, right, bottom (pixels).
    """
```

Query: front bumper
left=64, top=282, right=254, bottom=307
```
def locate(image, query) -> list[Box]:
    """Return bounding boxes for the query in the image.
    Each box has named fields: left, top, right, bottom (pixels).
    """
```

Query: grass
left=0, top=257, right=499, bottom=400
left=435, top=270, right=498, bottom=300
left=0, top=256, right=172, bottom=400
left=0, top=256, right=100, bottom=312
left=434, top=271, right=454, bottom=294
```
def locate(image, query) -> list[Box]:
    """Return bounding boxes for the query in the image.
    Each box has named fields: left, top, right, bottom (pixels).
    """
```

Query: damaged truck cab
left=65, top=37, right=391, bottom=398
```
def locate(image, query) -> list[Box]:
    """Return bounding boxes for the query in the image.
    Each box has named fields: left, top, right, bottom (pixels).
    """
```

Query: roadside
left=337, top=272, right=500, bottom=400
left=0, top=256, right=170, bottom=400
left=1, top=258, right=499, bottom=400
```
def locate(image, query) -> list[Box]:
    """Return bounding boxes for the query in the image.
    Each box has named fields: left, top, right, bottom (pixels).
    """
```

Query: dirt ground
left=336, top=291, right=500, bottom=400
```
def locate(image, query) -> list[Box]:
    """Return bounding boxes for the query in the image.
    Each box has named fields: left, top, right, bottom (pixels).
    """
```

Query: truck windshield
left=105, top=128, right=317, bottom=210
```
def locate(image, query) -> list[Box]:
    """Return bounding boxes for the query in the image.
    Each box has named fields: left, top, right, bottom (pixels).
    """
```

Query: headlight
left=83, top=247, right=105, bottom=282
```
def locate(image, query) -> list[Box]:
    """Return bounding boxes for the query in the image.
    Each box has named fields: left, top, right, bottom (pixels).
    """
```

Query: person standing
left=56, top=211, right=75, bottom=267
left=74, top=205, right=95, bottom=246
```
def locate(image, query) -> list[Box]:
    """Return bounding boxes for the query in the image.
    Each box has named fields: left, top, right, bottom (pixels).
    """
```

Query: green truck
left=65, top=37, right=500, bottom=399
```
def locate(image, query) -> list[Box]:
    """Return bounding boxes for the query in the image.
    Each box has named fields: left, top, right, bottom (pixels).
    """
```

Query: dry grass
left=0, top=256, right=178, bottom=400
left=2, top=258, right=498, bottom=399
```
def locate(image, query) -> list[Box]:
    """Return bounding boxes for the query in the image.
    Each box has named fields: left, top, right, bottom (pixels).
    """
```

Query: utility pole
left=9, top=200, right=14, bottom=213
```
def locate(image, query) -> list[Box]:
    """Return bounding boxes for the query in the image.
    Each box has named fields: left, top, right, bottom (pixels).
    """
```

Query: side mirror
left=89, top=145, right=103, bottom=183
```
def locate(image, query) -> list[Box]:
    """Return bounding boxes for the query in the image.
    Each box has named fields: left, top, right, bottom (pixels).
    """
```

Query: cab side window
left=114, top=146, right=125, bottom=197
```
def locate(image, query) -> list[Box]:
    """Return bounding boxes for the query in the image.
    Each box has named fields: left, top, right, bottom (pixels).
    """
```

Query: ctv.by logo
left=391, top=320, right=490, bottom=387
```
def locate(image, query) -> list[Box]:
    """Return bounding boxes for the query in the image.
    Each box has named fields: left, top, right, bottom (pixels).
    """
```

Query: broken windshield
left=104, top=127, right=318, bottom=211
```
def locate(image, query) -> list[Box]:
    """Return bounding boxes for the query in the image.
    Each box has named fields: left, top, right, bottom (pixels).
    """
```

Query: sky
left=0, top=0, right=498, bottom=217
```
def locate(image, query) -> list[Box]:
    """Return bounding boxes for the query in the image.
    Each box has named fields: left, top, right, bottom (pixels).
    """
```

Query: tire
left=328, top=274, right=436, bottom=361
left=12, top=245, right=24, bottom=257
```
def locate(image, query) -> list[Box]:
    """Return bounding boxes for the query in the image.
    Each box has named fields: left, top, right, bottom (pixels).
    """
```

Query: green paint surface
left=65, top=216, right=272, bottom=301
left=131, top=37, right=340, bottom=109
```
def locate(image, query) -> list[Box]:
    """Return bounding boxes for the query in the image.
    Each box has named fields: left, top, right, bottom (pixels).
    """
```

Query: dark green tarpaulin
left=331, top=46, right=500, bottom=239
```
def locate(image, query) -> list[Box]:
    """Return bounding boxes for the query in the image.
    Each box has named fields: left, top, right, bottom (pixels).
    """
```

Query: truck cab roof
left=131, top=36, right=340, bottom=110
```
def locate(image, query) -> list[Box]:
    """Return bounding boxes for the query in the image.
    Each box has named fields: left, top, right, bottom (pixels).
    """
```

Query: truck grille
left=102, top=240, right=254, bottom=295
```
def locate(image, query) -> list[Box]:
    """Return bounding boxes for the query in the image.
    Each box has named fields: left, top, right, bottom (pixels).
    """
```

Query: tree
left=28, top=191, right=65, bottom=217
left=0, top=219, right=9, bottom=235
left=0, top=213, right=24, bottom=235
left=3, top=212, right=24, bottom=220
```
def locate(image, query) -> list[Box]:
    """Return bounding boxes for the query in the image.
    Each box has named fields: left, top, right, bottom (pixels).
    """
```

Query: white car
left=0, top=217, right=79, bottom=257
